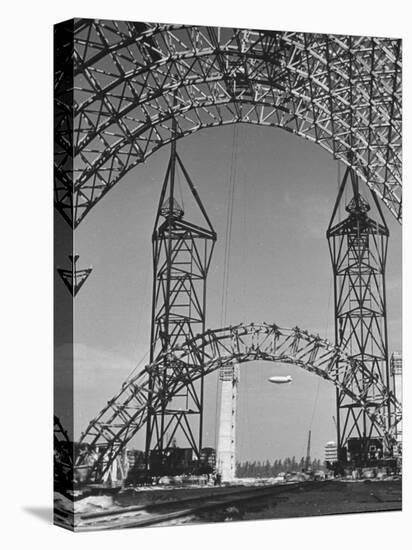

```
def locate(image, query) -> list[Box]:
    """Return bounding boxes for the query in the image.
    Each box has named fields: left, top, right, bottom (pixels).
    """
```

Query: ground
left=192, top=480, right=402, bottom=523
left=55, top=479, right=401, bottom=529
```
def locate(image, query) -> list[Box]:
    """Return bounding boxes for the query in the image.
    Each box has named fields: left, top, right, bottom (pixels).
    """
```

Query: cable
left=176, top=162, right=185, bottom=210
left=213, top=371, right=221, bottom=451
left=215, top=124, right=239, bottom=452
left=337, top=159, right=342, bottom=222
left=125, top=349, right=150, bottom=382
left=302, top=275, right=334, bottom=459
left=220, top=124, right=239, bottom=327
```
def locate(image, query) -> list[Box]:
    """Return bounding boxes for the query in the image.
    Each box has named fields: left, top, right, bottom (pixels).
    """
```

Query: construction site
left=54, top=21, right=403, bottom=530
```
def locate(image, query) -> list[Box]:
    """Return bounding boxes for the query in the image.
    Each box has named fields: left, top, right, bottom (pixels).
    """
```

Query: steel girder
left=75, top=322, right=401, bottom=483
left=55, top=21, right=402, bottom=227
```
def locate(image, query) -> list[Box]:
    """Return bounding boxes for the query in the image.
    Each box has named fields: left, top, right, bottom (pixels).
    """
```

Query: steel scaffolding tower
left=145, top=139, right=216, bottom=470
left=327, top=165, right=391, bottom=465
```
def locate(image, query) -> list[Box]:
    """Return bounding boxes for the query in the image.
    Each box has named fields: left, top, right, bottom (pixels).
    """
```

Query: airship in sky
left=268, top=375, right=293, bottom=384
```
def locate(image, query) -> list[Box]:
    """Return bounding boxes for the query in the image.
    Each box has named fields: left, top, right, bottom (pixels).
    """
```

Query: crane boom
left=305, top=430, right=312, bottom=471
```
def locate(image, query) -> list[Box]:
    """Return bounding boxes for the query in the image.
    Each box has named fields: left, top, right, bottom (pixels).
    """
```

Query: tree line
left=236, top=457, right=324, bottom=477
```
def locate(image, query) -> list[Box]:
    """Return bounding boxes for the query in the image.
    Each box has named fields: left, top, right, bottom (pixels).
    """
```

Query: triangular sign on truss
left=57, top=255, right=92, bottom=297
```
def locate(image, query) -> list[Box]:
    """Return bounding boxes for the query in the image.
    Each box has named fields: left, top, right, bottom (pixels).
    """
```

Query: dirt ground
left=55, top=479, right=401, bottom=530
left=193, top=480, right=402, bottom=523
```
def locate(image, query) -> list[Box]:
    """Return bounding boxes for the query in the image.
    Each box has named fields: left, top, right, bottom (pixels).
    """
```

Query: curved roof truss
left=54, top=22, right=402, bottom=227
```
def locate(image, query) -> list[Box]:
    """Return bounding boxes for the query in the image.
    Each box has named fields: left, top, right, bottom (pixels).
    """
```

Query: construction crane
left=305, top=430, right=312, bottom=472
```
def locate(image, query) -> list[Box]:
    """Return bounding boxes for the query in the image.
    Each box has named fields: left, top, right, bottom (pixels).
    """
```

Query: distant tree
left=236, top=456, right=326, bottom=478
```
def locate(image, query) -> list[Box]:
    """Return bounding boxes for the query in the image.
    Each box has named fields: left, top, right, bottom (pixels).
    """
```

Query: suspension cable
left=220, top=124, right=239, bottom=327
left=301, top=228, right=335, bottom=460
left=176, top=162, right=185, bottom=210
left=337, top=159, right=342, bottom=222
left=125, top=349, right=150, bottom=382
left=215, top=124, right=239, bottom=449
left=309, top=278, right=334, bottom=422
left=301, top=160, right=343, bottom=459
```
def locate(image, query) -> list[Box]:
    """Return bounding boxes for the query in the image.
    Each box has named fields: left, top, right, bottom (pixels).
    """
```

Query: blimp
left=268, top=375, right=293, bottom=384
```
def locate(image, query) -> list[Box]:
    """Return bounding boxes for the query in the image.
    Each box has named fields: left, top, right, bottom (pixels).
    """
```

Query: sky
left=55, top=123, right=401, bottom=462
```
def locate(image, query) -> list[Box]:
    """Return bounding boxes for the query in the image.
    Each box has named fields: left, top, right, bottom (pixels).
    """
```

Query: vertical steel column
left=327, top=166, right=391, bottom=466
left=145, top=142, right=216, bottom=473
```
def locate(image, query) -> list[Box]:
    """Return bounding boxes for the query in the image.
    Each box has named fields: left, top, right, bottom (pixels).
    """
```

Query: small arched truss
left=55, top=22, right=402, bottom=227
left=76, top=323, right=401, bottom=482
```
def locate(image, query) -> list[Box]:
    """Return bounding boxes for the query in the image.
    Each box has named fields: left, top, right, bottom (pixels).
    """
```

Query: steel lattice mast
left=327, top=165, right=391, bottom=465
left=145, top=137, right=216, bottom=471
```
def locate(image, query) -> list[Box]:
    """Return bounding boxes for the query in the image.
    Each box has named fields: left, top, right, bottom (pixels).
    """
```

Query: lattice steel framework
left=57, top=255, right=92, bottom=297
left=145, top=138, right=216, bottom=465
left=54, top=20, right=402, bottom=227
left=327, top=166, right=392, bottom=464
left=75, top=323, right=401, bottom=483
left=54, top=415, right=74, bottom=488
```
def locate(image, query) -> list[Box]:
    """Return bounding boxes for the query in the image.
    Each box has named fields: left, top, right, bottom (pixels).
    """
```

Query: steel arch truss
left=55, top=21, right=402, bottom=227
left=54, top=415, right=74, bottom=487
left=75, top=322, right=401, bottom=482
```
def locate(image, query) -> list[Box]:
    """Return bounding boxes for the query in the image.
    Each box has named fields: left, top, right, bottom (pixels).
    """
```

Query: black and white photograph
left=52, top=18, right=403, bottom=531
left=4, top=3, right=410, bottom=548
